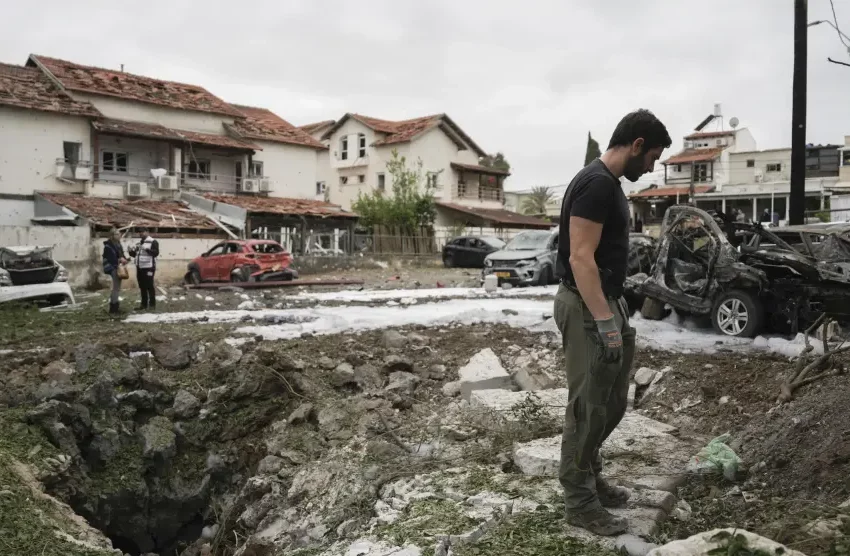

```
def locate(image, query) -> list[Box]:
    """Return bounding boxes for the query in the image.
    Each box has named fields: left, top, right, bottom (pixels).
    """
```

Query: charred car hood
left=486, top=249, right=549, bottom=262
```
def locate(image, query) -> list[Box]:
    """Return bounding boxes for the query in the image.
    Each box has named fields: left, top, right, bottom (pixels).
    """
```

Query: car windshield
left=480, top=237, right=506, bottom=249
left=504, top=231, right=551, bottom=251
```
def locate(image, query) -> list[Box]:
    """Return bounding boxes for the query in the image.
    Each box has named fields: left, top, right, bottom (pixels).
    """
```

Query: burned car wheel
left=711, top=290, right=763, bottom=338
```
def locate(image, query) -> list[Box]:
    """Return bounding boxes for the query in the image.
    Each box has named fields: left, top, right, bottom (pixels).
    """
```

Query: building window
left=340, top=136, right=348, bottom=160
left=186, top=159, right=211, bottom=180
left=340, top=176, right=348, bottom=186
left=843, top=151, right=850, bottom=166
left=316, top=181, right=326, bottom=195
left=63, top=142, right=82, bottom=165
left=746, top=159, right=755, bottom=168
left=358, top=174, right=365, bottom=183
left=426, top=172, right=439, bottom=188
left=377, top=173, right=385, bottom=191
left=102, top=151, right=128, bottom=173
left=693, top=163, right=708, bottom=183
left=251, top=161, right=264, bottom=177
left=766, top=163, right=782, bottom=173
left=358, top=133, right=366, bottom=158
left=674, top=164, right=681, bottom=173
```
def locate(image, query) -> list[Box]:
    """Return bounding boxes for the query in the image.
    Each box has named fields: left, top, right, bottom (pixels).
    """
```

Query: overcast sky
left=2, top=0, right=849, bottom=190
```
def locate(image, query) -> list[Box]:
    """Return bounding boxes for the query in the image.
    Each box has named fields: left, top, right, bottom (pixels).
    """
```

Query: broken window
left=251, top=161, right=264, bottom=177
left=377, top=173, right=385, bottom=191
left=358, top=174, right=365, bottom=184
left=63, top=142, right=82, bottom=165
left=102, top=151, right=128, bottom=173
left=358, top=133, right=366, bottom=158
left=340, top=176, right=348, bottom=186
left=843, top=150, right=850, bottom=166
left=693, top=163, right=708, bottom=183
left=186, top=159, right=211, bottom=180
left=340, top=136, right=348, bottom=160
left=316, top=181, right=326, bottom=195
left=427, top=172, right=439, bottom=188
left=766, top=163, right=782, bottom=173
left=674, top=164, right=682, bottom=173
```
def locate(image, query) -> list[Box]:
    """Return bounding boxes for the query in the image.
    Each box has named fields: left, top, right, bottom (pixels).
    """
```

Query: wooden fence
left=359, top=226, right=438, bottom=255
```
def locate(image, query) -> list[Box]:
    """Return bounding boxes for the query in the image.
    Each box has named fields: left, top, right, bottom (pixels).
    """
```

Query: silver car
left=481, top=228, right=558, bottom=287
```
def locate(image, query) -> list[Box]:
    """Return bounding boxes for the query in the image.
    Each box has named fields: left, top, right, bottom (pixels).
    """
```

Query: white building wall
left=327, top=119, right=374, bottom=170
left=0, top=106, right=91, bottom=196
left=728, top=150, right=792, bottom=185
left=96, top=135, right=170, bottom=183
left=729, top=128, right=757, bottom=153
left=409, top=127, right=483, bottom=205
left=70, top=93, right=234, bottom=134
left=316, top=149, right=332, bottom=201
left=252, top=141, right=318, bottom=199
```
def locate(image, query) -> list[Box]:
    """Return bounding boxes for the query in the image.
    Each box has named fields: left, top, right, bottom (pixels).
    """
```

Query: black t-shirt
left=555, top=159, right=630, bottom=297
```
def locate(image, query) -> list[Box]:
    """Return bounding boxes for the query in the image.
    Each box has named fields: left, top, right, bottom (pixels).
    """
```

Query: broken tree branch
left=778, top=331, right=850, bottom=402
left=378, top=412, right=415, bottom=455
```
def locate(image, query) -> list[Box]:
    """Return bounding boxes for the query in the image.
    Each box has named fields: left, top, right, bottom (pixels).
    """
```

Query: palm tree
left=521, top=186, right=554, bottom=216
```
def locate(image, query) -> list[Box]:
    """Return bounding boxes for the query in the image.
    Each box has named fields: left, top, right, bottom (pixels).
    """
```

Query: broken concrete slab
left=457, top=348, right=512, bottom=401
left=468, top=388, right=568, bottom=419
left=634, top=367, right=657, bottom=386
left=616, top=534, right=660, bottom=556
left=647, top=528, right=805, bottom=556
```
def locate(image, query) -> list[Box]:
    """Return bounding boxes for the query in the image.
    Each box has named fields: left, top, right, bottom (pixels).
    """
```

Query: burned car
left=0, top=246, right=74, bottom=306
left=628, top=206, right=850, bottom=337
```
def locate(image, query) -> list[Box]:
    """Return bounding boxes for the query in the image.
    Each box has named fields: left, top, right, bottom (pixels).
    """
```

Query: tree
left=352, top=150, right=436, bottom=233
left=584, top=131, right=601, bottom=166
left=521, top=186, right=554, bottom=216
left=480, top=152, right=510, bottom=172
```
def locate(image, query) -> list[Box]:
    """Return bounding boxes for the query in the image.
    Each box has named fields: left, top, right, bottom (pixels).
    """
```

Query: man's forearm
left=569, top=256, right=613, bottom=320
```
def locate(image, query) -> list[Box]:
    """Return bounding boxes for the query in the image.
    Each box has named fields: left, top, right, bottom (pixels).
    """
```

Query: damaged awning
left=435, top=202, right=551, bottom=229
left=92, top=118, right=261, bottom=151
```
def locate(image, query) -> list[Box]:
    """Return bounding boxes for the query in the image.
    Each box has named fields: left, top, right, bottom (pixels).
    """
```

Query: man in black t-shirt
left=553, top=110, right=671, bottom=536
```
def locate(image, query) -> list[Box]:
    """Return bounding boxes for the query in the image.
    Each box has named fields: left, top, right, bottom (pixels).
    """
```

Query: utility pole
left=689, top=162, right=695, bottom=205
left=790, top=0, right=807, bottom=225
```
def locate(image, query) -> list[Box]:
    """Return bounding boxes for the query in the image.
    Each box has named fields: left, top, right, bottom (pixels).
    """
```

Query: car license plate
left=495, top=272, right=511, bottom=278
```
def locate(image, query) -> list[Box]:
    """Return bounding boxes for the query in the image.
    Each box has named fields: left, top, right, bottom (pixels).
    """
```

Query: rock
left=205, top=453, right=227, bottom=475
left=408, top=333, right=430, bottom=346
left=317, top=356, right=337, bottom=370
left=336, top=518, right=359, bottom=538
left=317, top=406, right=348, bottom=435
left=119, top=389, right=155, bottom=409
left=671, top=499, right=692, bottom=521
left=383, top=355, right=414, bottom=374
left=33, top=380, right=80, bottom=403
left=634, top=367, right=657, bottom=386
left=332, top=362, right=357, bottom=387
left=355, top=364, right=384, bottom=390
left=639, top=371, right=667, bottom=406
left=201, top=524, right=219, bottom=540
left=616, top=534, right=660, bottom=556
left=382, top=330, right=408, bottom=349
left=152, top=337, right=198, bottom=370
left=287, top=403, right=315, bottom=425
left=204, top=340, right=243, bottom=372
left=427, top=364, right=447, bottom=380
left=41, top=360, right=74, bottom=382
left=81, top=373, right=116, bottom=408
left=257, top=455, right=285, bottom=475
left=87, top=428, right=120, bottom=466
left=140, top=416, right=176, bottom=463
left=74, top=342, right=110, bottom=373
left=458, top=348, right=512, bottom=401
left=173, top=390, right=201, bottom=419
left=207, top=385, right=229, bottom=405
left=647, top=529, right=805, bottom=556
left=442, top=381, right=462, bottom=398
left=384, top=371, right=419, bottom=395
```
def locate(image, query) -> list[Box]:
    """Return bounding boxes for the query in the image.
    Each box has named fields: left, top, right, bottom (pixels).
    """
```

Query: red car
left=186, top=240, right=297, bottom=284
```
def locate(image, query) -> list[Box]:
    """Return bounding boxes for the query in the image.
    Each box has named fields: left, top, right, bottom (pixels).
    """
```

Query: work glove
left=595, top=316, right=623, bottom=363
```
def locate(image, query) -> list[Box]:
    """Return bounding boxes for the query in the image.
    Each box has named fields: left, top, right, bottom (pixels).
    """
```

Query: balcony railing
left=78, top=162, right=266, bottom=189
left=454, top=184, right=504, bottom=202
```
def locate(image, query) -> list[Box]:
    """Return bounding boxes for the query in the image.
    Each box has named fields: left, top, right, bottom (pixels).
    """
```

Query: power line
left=829, top=0, right=850, bottom=47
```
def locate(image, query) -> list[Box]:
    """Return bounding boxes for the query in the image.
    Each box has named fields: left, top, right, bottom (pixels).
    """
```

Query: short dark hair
left=607, top=109, right=672, bottom=151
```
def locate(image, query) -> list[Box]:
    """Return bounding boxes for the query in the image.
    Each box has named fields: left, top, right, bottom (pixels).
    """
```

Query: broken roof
left=321, top=113, right=487, bottom=157
left=663, top=147, right=725, bottom=165
left=38, top=193, right=221, bottom=231
left=228, top=104, right=325, bottom=149
left=0, top=62, right=100, bottom=117
left=451, top=162, right=511, bottom=177
left=28, top=55, right=243, bottom=118
left=629, top=185, right=714, bottom=199
left=203, top=194, right=358, bottom=219
left=436, top=202, right=551, bottom=229
left=92, top=118, right=260, bottom=151
left=298, top=120, right=336, bottom=134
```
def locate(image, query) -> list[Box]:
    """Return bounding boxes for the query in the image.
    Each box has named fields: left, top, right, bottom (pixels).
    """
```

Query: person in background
left=760, top=208, right=771, bottom=224
left=129, top=227, right=160, bottom=311
left=102, top=228, right=127, bottom=315
left=634, top=217, right=643, bottom=233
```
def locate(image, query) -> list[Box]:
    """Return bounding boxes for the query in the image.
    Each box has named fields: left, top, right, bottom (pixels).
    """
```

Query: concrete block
left=457, top=348, right=512, bottom=401
left=611, top=506, right=666, bottom=538
left=647, top=528, right=806, bottom=556
left=627, top=383, right=636, bottom=411
left=469, top=388, right=568, bottom=419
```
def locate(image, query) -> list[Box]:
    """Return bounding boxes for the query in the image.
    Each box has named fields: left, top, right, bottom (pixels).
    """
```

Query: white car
left=0, top=246, right=74, bottom=306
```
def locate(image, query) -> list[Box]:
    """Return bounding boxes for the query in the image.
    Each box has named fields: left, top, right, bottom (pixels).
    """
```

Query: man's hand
left=595, top=316, right=623, bottom=363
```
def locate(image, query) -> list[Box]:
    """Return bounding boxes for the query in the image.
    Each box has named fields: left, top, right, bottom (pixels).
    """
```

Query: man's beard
left=623, top=154, right=645, bottom=182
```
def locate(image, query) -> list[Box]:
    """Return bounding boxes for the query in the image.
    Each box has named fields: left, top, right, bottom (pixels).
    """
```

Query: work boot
left=596, top=478, right=631, bottom=508
left=134, top=305, right=147, bottom=312
left=108, top=302, right=120, bottom=316
left=566, top=507, right=628, bottom=536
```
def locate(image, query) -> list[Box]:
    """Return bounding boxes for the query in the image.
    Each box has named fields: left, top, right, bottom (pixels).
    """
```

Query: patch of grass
left=461, top=466, right=550, bottom=499
left=377, top=499, right=481, bottom=547
left=0, top=408, right=59, bottom=463
left=452, top=509, right=618, bottom=556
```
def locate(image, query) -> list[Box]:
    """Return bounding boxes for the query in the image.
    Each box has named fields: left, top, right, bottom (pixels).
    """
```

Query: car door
left=219, top=242, right=242, bottom=280
left=199, top=243, right=226, bottom=281
left=467, top=238, right=487, bottom=267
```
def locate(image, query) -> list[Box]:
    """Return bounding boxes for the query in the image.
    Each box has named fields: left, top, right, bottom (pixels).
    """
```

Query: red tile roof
left=92, top=117, right=260, bottom=150
left=628, top=185, right=714, bottom=199
left=29, top=55, right=243, bottom=118
left=436, top=202, right=552, bottom=229
left=0, top=62, right=100, bottom=117
left=38, top=193, right=220, bottom=231
left=228, top=104, right=325, bottom=149
left=684, top=130, right=736, bottom=140
left=204, top=194, right=357, bottom=219
left=298, top=120, right=335, bottom=134
left=321, top=113, right=487, bottom=157
left=663, top=147, right=725, bottom=165
left=451, top=162, right=511, bottom=177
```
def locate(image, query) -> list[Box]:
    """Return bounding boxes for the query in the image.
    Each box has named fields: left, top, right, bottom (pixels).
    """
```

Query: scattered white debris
left=129, top=351, right=152, bottom=359
left=204, top=296, right=214, bottom=302
left=282, top=286, right=558, bottom=303
left=195, top=294, right=203, bottom=299
left=237, top=300, right=257, bottom=311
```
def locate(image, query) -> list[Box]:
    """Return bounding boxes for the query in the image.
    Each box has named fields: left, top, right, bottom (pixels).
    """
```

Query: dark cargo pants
left=553, top=284, right=635, bottom=514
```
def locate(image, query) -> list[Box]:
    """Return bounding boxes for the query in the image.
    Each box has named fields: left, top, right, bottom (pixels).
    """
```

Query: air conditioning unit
left=157, top=175, right=179, bottom=190
left=241, top=178, right=259, bottom=192
left=258, top=178, right=272, bottom=192
left=754, top=171, right=764, bottom=183
left=74, top=163, right=92, bottom=181
left=126, top=182, right=149, bottom=198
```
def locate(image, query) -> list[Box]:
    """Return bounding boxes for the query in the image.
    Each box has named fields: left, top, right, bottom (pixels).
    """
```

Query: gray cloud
left=2, top=0, right=849, bottom=189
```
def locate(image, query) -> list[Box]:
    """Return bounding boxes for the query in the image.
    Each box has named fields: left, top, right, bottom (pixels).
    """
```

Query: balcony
left=454, top=183, right=504, bottom=203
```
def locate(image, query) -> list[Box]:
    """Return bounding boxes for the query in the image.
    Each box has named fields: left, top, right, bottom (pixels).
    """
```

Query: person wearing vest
left=102, top=228, right=128, bottom=315
left=129, top=227, right=160, bottom=311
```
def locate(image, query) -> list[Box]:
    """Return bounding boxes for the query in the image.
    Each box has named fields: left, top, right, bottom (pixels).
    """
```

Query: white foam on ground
left=282, top=285, right=559, bottom=303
